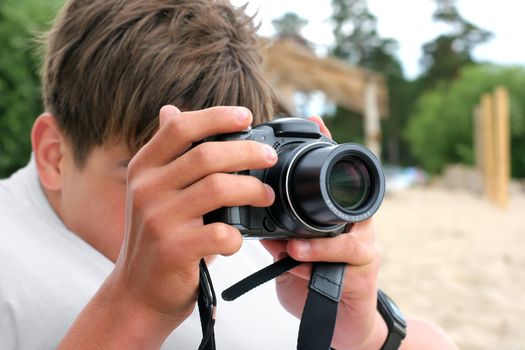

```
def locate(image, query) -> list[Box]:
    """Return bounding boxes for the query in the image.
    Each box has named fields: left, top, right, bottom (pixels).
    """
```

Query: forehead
left=76, top=139, right=131, bottom=172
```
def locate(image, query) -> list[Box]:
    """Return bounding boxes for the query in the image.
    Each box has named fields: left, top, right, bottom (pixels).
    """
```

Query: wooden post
left=473, top=105, right=483, bottom=172
left=493, top=87, right=510, bottom=208
left=364, top=81, right=382, bottom=158
left=472, top=105, right=484, bottom=194
left=481, top=93, right=496, bottom=202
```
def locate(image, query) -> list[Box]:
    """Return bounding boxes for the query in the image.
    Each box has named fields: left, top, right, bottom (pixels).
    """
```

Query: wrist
left=355, top=311, right=389, bottom=350
left=99, top=271, right=188, bottom=346
left=331, top=309, right=388, bottom=350
left=59, top=271, right=187, bottom=349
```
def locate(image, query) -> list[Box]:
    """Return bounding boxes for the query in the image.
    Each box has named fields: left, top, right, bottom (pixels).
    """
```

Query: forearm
left=400, top=317, right=458, bottom=350
left=58, top=273, right=185, bottom=349
left=332, top=311, right=457, bottom=350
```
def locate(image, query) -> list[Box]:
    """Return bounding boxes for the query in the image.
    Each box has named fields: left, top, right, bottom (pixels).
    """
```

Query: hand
left=61, top=106, right=278, bottom=348
left=260, top=116, right=386, bottom=350
left=116, top=104, right=277, bottom=321
left=261, top=220, right=384, bottom=350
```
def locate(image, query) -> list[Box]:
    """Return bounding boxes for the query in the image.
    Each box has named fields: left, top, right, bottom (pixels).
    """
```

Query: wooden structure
left=473, top=86, right=510, bottom=208
left=261, top=38, right=388, bottom=157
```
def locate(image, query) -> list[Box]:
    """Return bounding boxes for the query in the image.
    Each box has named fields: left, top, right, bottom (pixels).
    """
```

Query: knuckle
left=209, top=223, right=242, bottom=254
left=166, top=114, right=185, bottom=135
left=126, top=156, right=142, bottom=179
left=192, top=143, right=214, bottom=165
left=141, top=209, right=163, bottom=238
left=204, top=173, right=228, bottom=198
left=210, top=223, right=234, bottom=242
left=129, top=177, right=149, bottom=206
left=355, top=240, right=375, bottom=265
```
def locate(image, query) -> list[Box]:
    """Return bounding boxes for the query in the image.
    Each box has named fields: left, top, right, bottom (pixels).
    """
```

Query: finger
left=285, top=220, right=376, bottom=265
left=159, top=104, right=182, bottom=126
left=308, top=116, right=332, bottom=138
left=175, top=173, right=275, bottom=219
left=160, top=222, right=244, bottom=263
left=186, top=222, right=244, bottom=259
left=165, top=140, right=277, bottom=189
left=133, top=106, right=253, bottom=169
left=283, top=262, right=313, bottom=281
left=259, top=240, right=287, bottom=260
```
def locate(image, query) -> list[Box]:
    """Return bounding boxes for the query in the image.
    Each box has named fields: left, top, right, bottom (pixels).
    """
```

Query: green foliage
left=272, top=12, right=307, bottom=38
left=330, top=0, right=402, bottom=76
left=405, top=64, right=525, bottom=178
left=403, top=0, right=494, bottom=170
left=419, top=0, right=492, bottom=90
left=0, top=0, right=63, bottom=178
left=324, top=107, right=364, bottom=146
left=328, top=0, right=413, bottom=165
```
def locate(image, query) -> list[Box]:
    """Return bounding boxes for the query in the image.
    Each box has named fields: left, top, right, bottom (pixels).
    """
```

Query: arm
left=59, top=105, right=278, bottom=348
left=259, top=117, right=457, bottom=350
left=402, top=318, right=458, bottom=350
left=262, top=221, right=458, bottom=350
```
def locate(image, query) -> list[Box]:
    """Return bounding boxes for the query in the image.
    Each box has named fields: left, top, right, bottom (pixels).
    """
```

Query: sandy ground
left=374, top=186, right=525, bottom=350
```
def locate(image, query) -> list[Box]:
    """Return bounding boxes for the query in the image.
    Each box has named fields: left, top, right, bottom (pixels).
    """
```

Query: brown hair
left=42, top=0, right=275, bottom=164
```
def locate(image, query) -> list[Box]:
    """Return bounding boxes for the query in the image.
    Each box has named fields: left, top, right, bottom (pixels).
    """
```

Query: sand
left=374, top=185, right=525, bottom=350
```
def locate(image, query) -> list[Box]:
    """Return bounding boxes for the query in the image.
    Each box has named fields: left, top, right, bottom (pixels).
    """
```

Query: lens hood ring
left=284, top=141, right=347, bottom=233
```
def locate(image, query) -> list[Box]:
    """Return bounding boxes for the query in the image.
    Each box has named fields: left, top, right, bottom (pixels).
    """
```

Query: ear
left=31, top=113, right=66, bottom=191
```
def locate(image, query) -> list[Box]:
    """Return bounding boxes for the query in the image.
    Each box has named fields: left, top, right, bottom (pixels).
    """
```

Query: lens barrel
left=266, top=141, right=384, bottom=235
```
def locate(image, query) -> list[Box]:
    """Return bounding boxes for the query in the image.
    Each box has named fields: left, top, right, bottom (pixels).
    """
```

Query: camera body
left=204, top=117, right=385, bottom=239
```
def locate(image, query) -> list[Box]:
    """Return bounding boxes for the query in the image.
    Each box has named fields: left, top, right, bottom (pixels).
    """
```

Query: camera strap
left=197, top=259, right=216, bottom=350
left=198, top=257, right=346, bottom=350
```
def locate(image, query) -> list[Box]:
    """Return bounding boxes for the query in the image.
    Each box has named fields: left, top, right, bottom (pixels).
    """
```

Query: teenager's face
left=58, top=141, right=130, bottom=261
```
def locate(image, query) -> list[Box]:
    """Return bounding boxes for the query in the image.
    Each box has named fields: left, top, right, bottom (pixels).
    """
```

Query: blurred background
left=1, top=0, right=524, bottom=349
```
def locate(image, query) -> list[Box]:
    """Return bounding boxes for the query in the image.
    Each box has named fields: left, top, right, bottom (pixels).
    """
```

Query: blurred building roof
left=261, top=38, right=389, bottom=117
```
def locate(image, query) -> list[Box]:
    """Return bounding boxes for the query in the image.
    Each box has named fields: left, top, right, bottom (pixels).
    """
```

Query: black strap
left=198, top=258, right=405, bottom=350
left=219, top=257, right=346, bottom=350
left=297, top=262, right=346, bottom=350
left=222, top=256, right=302, bottom=301
left=197, top=259, right=216, bottom=350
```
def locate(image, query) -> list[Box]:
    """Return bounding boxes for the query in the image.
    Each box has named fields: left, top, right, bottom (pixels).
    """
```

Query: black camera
left=204, top=117, right=385, bottom=239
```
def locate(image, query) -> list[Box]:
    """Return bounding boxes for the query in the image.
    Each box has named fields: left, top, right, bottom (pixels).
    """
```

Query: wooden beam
left=262, top=39, right=388, bottom=117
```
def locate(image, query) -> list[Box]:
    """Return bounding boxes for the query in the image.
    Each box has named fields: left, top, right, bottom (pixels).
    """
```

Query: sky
left=231, top=0, right=525, bottom=79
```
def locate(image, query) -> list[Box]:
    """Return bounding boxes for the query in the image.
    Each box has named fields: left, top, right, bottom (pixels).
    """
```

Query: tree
left=0, top=0, right=63, bottom=177
left=328, top=0, right=414, bottom=166
left=272, top=12, right=307, bottom=40
left=405, top=64, right=525, bottom=178
left=331, top=0, right=401, bottom=75
left=418, top=0, right=492, bottom=90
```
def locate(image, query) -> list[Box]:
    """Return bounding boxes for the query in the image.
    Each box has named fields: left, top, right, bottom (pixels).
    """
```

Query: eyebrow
left=118, top=159, right=131, bottom=168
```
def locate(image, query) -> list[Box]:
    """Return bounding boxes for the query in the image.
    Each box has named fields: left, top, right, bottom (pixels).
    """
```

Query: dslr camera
left=204, top=117, right=385, bottom=239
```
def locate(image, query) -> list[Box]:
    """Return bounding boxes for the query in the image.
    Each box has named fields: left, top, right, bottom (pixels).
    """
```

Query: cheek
left=93, top=185, right=127, bottom=235
left=62, top=178, right=127, bottom=240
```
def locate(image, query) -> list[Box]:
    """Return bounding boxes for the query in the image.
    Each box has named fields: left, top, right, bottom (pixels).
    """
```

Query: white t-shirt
left=0, top=159, right=300, bottom=349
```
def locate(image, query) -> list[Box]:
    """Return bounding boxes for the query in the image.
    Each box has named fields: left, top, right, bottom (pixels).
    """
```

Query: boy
left=0, top=0, right=456, bottom=348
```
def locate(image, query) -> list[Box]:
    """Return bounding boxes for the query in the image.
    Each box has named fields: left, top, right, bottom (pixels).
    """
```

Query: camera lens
left=328, top=159, right=371, bottom=211
left=271, top=142, right=384, bottom=229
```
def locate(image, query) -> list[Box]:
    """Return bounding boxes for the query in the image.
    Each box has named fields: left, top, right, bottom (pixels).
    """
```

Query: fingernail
left=265, top=184, right=275, bottom=202
left=263, top=144, right=277, bottom=163
left=235, top=107, right=251, bottom=122
left=294, top=240, right=310, bottom=257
